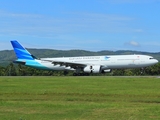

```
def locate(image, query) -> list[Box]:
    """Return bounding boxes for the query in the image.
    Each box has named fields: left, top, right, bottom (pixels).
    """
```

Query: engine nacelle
left=83, top=65, right=101, bottom=73
left=101, top=69, right=112, bottom=73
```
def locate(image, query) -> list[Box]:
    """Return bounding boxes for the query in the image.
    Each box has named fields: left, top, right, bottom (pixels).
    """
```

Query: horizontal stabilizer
left=13, top=60, right=26, bottom=65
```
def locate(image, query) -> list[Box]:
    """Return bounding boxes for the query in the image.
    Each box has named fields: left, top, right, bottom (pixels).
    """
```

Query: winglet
left=10, top=40, right=34, bottom=60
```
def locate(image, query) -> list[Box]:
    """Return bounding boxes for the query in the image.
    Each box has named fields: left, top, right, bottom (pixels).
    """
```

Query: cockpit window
left=149, top=58, right=154, bottom=59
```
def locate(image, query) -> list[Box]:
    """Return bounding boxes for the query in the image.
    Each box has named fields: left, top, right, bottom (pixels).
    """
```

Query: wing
left=42, top=59, right=86, bottom=69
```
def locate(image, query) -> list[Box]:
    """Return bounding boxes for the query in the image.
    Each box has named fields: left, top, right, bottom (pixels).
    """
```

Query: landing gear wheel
left=140, top=68, right=146, bottom=75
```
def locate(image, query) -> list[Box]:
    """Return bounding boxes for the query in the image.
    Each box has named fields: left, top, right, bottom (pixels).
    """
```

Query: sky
left=0, top=0, right=160, bottom=52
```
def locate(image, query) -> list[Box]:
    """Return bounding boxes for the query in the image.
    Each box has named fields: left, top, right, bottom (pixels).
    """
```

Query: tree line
left=0, top=62, right=160, bottom=76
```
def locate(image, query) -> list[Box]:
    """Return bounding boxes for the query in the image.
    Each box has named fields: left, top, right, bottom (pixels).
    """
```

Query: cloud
left=125, top=41, right=140, bottom=47
left=0, top=10, right=135, bottom=37
left=134, top=29, right=144, bottom=33
left=0, top=10, right=42, bottom=18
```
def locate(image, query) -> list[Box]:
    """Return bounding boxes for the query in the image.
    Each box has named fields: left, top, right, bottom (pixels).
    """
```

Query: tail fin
left=10, top=40, right=35, bottom=60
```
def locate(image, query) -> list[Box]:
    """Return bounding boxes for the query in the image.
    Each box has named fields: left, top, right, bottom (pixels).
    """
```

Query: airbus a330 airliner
left=11, top=40, right=158, bottom=75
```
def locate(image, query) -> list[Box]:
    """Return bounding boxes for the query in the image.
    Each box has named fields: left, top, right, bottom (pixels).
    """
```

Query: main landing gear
left=140, top=67, right=146, bottom=75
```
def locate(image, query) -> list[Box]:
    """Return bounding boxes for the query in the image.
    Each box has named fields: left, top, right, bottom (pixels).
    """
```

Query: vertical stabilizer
left=10, top=40, right=34, bottom=60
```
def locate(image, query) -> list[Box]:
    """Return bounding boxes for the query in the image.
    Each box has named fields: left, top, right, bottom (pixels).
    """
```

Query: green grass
left=0, top=76, right=160, bottom=120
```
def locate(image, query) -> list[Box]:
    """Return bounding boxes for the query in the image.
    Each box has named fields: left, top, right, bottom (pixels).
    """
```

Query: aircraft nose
left=155, top=59, right=159, bottom=64
left=152, top=59, right=159, bottom=64
left=148, top=59, right=158, bottom=65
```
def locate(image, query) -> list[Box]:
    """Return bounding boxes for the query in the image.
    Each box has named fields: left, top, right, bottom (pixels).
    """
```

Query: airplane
left=11, top=40, right=158, bottom=76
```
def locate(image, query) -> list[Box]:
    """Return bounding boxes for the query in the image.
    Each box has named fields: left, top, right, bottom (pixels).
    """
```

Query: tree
left=0, top=66, right=5, bottom=76
left=5, top=63, right=17, bottom=76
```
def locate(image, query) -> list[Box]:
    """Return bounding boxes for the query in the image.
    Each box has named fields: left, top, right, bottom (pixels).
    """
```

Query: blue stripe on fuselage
left=17, top=59, right=52, bottom=70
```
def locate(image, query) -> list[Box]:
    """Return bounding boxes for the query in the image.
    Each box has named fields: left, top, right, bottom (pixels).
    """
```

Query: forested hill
left=0, top=49, right=160, bottom=66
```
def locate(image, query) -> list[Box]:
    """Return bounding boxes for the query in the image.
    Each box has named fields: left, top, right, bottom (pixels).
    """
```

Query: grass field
left=0, top=76, right=160, bottom=120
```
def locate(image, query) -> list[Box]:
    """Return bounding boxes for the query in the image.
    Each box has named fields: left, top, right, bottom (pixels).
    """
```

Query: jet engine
left=83, top=65, right=101, bottom=73
left=101, top=69, right=112, bottom=73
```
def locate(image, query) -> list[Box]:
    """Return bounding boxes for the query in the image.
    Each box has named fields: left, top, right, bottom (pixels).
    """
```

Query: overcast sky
left=0, top=0, right=160, bottom=52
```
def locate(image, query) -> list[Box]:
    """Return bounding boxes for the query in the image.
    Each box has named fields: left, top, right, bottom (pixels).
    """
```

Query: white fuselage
left=11, top=40, right=159, bottom=74
left=35, top=54, right=158, bottom=71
